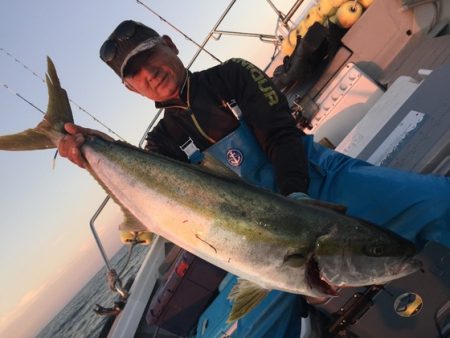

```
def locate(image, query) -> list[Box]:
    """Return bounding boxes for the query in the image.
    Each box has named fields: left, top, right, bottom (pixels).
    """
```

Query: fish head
left=307, top=222, right=421, bottom=294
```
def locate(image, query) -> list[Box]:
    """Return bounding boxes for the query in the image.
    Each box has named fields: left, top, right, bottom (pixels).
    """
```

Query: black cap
left=99, top=20, right=161, bottom=79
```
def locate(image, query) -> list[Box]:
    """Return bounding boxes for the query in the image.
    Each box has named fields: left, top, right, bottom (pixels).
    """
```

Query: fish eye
left=365, top=244, right=385, bottom=257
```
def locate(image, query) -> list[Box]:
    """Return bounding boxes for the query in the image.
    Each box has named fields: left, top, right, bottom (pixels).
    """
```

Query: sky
left=0, top=1, right=297, bottom=336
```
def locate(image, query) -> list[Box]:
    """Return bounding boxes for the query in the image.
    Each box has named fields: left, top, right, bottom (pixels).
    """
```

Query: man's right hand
left=58, top=123, right=113, bottom=168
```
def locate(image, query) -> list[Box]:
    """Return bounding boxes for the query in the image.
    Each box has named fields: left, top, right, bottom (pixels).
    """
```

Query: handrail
left=280, top=0, right=305, bottom=25
left=90, top=196, right=112, bottom=271
left=89, top=196, right=129, bottom=299
left=185, top=0, right=238, bottom=69
left=89, top=0, right=303, bottom=280
left=212, top=29, right=279, bottom=44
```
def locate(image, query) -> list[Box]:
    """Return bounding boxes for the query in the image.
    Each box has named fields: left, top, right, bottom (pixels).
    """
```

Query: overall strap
left=226, top=99, right=243, bottom=120
left=180, top=99, right=241, bottom=164
left=180, top=137, right=204, bottom=164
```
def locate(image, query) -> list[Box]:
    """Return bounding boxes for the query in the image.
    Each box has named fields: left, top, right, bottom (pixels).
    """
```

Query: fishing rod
left=136, top=0, right=286, bottom=70
left=136, top=0, right=286, bottom=72
left=0, top=48, right=126, bottom=141
left=0, top=81, right=46, bottom=115
left=136, top=0, right=222, bottom=65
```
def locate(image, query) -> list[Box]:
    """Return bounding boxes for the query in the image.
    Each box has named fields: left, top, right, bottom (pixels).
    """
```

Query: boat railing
left=89, top=0, right=307, bottom=291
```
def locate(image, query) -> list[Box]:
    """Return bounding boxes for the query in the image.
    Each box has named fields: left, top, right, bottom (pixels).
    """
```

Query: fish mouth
left=306, top=255, right=422, bottom=292
left=393, top=257, right=422, bottom=278
left=305, top=254, right=338, bottom=296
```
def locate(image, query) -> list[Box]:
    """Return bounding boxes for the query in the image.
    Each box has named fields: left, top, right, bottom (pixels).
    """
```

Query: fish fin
left=44, top=56, right=74, bottom=128
left=295, top=198, right=347, bottom=214
left=119, top=230, right=154, bottom=245
left=227, top=278, right=269, bottom=322
left=118, top=209, right=154, bottom=245
left=283, top=252, right=307, bottom=267
left=200, top=153, right=241, bottom=180
left=0, top=56, right=73, bottom=151
left=119, top=209, right=149, bottom=232
left=0, top=128, right=55, bottom=150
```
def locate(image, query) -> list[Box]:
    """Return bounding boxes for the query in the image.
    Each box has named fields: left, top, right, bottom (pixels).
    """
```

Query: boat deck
left=383, top=33, right=450, bottom=85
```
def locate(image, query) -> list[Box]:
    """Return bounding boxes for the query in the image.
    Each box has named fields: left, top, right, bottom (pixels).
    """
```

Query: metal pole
left=139, top=108, right=163, bottom=147
left=186, top=0, right=239, bottom=68
left=212, top=29, right=279, bottom=43
left=282, top=0, right=305, bottom=25
left=90, top=195, right=113, bottom=271
left=265, top=0, right=289, bottom=28
left=136, top=0, right=221, bottom=64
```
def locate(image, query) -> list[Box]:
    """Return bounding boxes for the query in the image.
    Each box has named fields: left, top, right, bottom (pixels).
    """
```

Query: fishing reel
left=291, top=94, right=319, bottom=130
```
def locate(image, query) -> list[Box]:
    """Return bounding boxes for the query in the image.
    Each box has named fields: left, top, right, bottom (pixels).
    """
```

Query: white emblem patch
left=226, top=149, right=243, bottom=167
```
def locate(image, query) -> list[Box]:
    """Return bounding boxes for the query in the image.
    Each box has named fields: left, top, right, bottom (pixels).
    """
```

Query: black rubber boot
left=272, top=22, right=329, bottom=91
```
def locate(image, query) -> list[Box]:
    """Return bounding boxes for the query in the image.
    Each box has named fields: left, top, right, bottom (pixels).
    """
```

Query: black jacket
left=145, top=58, right=309, bottom=195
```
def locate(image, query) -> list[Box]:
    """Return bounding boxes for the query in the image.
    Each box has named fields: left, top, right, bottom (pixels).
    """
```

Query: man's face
left=124, top=37, right=185, bottom=102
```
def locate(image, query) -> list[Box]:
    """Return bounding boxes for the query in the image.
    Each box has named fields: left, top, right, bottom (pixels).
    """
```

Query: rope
left=0, top=47, right=126, bottom=141
left=118, top=243, right=136, bottom=277
left=105, top=243, right=136, bottom=299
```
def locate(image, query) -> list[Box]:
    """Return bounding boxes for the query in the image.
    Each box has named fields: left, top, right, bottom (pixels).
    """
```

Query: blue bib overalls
left=184, top=115, right=450, bottom=249
left=182, top=102, right=450, bottom=337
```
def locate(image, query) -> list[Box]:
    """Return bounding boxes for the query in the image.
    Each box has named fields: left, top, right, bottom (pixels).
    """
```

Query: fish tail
left=0, top=56, right=73, bottom=151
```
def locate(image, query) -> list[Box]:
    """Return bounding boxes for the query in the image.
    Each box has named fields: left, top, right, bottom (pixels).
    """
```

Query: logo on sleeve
left=230, top=58, right=279, bottom=106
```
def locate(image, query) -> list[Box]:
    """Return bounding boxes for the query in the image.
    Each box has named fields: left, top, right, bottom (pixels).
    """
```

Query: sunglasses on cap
left=100, top=21, right=158, bottom=63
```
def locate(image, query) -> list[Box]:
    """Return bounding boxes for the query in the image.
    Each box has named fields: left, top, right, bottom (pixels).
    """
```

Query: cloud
left=0, top=206, right=124, bottom=338
left=0, top=239, right=115, bottom=337
left=0, top=282, right=50, bottom=337
left=50, top=234, right=66, bottom=247
left=16, top=284, right=48, bottom=309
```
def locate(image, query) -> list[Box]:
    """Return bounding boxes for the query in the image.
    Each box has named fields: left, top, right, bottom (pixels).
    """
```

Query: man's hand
left=58, top=123, right=113, bottom=168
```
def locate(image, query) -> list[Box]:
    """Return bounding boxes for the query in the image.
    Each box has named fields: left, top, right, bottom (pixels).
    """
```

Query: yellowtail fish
left=0, top=58, right=421, bottom=321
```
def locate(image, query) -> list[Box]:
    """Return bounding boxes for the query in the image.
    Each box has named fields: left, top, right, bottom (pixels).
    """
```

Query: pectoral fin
left=227, top=278, right=269, bottom=322
left=296, top=198, right=347, bottom=214
left=283, top=252, right=307, bottom=267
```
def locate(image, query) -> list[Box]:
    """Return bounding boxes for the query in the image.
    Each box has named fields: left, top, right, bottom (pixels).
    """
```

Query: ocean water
left=36, top=245, right=150, bottom=338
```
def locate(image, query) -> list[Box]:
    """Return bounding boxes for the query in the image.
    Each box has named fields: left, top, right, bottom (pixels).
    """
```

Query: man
left=61, top=20, right=311, bottom=196
left=60, top=19, right=450, bottom=249
left=58, top=18, right=449, bottom=337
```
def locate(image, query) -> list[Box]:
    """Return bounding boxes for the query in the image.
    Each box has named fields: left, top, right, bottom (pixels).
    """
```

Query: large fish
left=0, top=58, right=421, bottom=321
